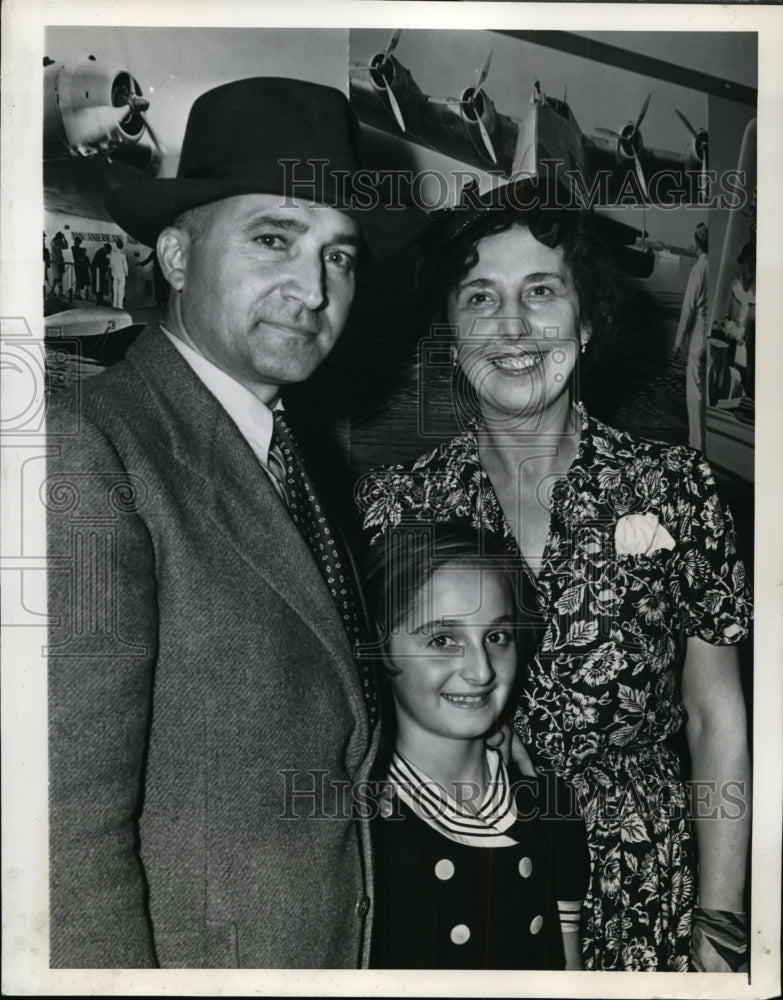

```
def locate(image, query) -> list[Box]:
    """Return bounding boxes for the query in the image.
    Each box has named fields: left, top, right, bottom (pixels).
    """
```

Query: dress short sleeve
left=673, top=450, right=751, bottom=645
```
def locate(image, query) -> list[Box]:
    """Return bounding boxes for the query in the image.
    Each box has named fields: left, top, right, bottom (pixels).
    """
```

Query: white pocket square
left=615, top=512, right=676, bottom=556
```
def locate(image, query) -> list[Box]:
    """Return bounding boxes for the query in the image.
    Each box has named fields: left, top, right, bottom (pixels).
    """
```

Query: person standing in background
left=50, top=231, right=68, bottom=298
left=91, top=242, right=112, bottom=304
left=71, top=236, right=91, bottom=301
left=673, top=223, right=709, bottom=450
left=722, top=242, right=755, bottom=393
left=707, top=338, right=744, bottom=407
left=109, top=238, right=129, bottom=308
left=43, top=233, right=50, bottom=296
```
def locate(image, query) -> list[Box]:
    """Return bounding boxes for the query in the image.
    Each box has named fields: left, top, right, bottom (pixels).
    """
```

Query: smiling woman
left=447, top=225, right=587, bottom=427
left=357, top=182, right=752, bottom=972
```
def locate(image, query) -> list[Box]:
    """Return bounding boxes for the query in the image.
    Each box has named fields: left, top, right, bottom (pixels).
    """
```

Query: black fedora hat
left=105, top=77, right=423, bottom=252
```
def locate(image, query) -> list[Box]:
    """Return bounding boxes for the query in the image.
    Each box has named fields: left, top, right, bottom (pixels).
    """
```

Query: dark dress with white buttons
left=371, top=749, right=589, bottom=969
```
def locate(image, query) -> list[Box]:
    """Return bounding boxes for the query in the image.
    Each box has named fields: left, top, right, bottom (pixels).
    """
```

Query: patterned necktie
left=270, top=410, right=377, bottom=727
left=266, top=435, right=290, bottom=506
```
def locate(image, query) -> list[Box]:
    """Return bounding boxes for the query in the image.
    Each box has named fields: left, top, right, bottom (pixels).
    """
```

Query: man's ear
left=157, top=227, right=189, bottom=292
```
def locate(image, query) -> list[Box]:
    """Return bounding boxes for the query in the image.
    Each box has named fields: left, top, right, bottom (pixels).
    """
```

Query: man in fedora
left=47, top=77, right=402, bottom=969
left=721, top=241, right=755, bottom=392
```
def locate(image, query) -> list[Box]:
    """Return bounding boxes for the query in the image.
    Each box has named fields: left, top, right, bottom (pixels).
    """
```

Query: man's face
left=167, top=194, right=361, bottom=403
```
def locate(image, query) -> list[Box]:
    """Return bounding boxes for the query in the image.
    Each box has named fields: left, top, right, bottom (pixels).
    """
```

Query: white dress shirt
left=161, top=326, right=282, bottom=475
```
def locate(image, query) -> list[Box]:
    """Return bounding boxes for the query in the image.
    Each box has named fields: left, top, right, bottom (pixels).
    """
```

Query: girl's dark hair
left=418, top=205, right=623, bottom=353
left=364, top=522, right=521, bottom=663
left=363, top=523, right=526, bottom=766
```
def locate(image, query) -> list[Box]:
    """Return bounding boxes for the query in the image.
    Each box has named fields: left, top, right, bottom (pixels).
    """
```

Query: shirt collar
left=387, top=747, right=519, bottom=847
left=161, top=325, right=282, bottom=467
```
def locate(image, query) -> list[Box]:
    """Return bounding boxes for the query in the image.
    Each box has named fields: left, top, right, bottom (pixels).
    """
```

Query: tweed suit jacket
left=47, top=326, right=378, bottom=968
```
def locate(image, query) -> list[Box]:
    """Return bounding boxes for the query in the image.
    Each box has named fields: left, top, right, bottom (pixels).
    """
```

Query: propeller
left=428, top=51, right=497, bottom=163
left=471, top=52, right=497, bottom=163
left=383, top=28, right=401, bottom=61
left=112, top=74, right=146, bottom=134
left=113, top=70, right=166, bottom=159
left=125, top=90, right=149, bottom=115
left=363, top=29, right=407, bottom=132
left=595, top=93, right=652, bottom=201
left=475, top=48, right=492, bottom=93
left=635, top=92, right=651, bottom=131
left=674, top=108, right=708, bottom=170
left=141, top=112, right=165, bottom=159
left=115, top=33, right=167, bottom=161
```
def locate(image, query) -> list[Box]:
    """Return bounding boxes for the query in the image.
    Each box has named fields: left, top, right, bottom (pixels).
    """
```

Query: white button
left=435, top=859, right=455, bottom=881
left=518, top=857, right=533, bottom=878
left=450, top=924, right=470, bottom=945
left=530, top=914, right=544, bottom=935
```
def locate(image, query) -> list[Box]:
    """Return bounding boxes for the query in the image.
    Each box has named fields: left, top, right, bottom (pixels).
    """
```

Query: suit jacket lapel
left=125, top=327, right=361, bottom=677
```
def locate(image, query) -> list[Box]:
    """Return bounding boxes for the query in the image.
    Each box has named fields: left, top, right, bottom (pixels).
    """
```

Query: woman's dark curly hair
left=417, top=203, right=624, bottom=353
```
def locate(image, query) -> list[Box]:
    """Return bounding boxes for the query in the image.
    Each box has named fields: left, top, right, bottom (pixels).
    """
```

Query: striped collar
left=388, top=748, right=519, bottom=848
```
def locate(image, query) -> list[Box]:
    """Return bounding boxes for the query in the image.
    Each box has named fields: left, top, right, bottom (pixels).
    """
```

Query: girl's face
left=446, top=223, right=589, bottom=423
left=386, top=563, right=517, bottom=747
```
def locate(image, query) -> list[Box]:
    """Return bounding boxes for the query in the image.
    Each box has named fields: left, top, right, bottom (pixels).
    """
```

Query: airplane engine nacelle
left=614, top=123, right=643, bottom=166
left=459, top=86, right=497, bottom=138
left=44, top=62, right=148, bottom=159
left=368, top=54, right=415, bottom=104
left=684, top=129, right=709, bottom=172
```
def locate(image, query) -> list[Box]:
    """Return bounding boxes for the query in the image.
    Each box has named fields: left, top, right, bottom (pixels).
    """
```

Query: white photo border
left=2, top=2, right=781, bottom=997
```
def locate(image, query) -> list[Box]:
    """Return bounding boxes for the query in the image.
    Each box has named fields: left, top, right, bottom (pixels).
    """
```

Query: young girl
left=365, top=525, right=589, bottom=970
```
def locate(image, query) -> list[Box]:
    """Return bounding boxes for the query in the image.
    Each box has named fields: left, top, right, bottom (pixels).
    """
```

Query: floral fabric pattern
left=356, top=404, right=751, bottom=971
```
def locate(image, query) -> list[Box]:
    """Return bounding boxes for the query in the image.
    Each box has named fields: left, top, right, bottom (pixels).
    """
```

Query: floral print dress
left=356, top=404, right=751, bottom=971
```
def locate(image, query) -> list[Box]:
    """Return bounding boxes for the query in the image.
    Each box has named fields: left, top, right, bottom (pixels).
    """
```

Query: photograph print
left=3, top=9, right=778, bottom=997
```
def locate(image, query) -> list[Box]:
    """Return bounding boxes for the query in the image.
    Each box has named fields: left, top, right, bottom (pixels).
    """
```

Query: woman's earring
left=581, top=341, right=587, bottom=355
left=451, top=349, right=458, bottom=368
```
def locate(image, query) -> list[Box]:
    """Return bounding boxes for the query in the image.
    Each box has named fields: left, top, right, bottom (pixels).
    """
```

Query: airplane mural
left=43, top=55, right=163, bottom=381
left=44, top=54, right=163, bottom=221
left=349, top=31, right=708, bottom=209
left=350, top=32, right=520, bottom=172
